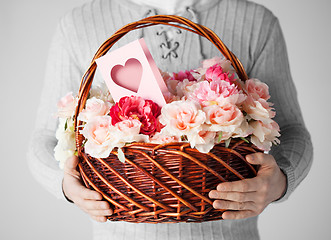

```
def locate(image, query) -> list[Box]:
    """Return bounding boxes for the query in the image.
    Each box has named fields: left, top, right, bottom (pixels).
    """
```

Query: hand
left=62, top=156, right=113, bottom=222
left=209, top=152, right=287, bottom=220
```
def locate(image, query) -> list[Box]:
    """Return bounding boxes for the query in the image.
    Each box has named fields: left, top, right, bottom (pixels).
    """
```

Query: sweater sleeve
left=27, top=17, right=83, bottom=200
left=248, top=18, right=313, bottom=201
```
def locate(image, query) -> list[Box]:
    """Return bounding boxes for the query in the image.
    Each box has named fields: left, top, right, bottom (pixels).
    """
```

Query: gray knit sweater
left=27, top=0, right=313, bottom=239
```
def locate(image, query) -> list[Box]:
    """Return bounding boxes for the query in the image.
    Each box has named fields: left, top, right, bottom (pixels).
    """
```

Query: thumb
left=64, top=155, right=81, bottom=179
left=246, top=152, right=274, bottom=166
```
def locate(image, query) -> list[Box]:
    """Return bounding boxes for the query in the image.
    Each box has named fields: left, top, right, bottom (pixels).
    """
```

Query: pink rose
left=243, top=96, right=275, bottom=124
left=159, top=100, right=206, bottom=136
left=245, top=78, right=270, bottom=101
left=187, top=130, right=216, bottom=153
left=250, top=120, right=280, bottom=151
left=149, top=133, right=180, bottom=144
left=204, top=102, right=244, bottom=132
left=205, top=64, right=235, bottom=84
left=80, top=116, right=115, bottom=158
left=115, top=119, right=141, bottom=135
left=57, top=92, right=77, bottom=118
left=109, top=96, right=161, bottom=135
left=114, top=119, right=148, bottom=144
left=78, top=97, right=112, bottom=122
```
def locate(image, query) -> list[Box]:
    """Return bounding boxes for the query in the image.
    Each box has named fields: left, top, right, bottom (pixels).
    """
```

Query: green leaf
left=117, top=148, right=126, bottom=163
left=225, top=138, right=231, bottom=148
left=217, top=132, right=223, bottom=143
left=64, top=119, right=68, bottom=131
left=240, top=137, right=250, bottom=143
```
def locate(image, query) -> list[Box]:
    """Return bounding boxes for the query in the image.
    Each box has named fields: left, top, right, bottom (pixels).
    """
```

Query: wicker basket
left=75, top=15, right=260, bottom=223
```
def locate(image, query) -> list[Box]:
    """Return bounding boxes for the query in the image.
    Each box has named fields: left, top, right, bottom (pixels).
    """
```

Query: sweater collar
left=112, top=0, right=222, bottom=15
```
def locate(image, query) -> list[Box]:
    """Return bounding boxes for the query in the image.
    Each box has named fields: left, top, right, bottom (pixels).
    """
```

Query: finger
left=81, top=199, right=111, bottom=211
left=222, top=210, right=255, bottom=220
left=91, top=215, right=108, bottom=223
left=246, top=152, right=274, bottom=166
left=88, top=209, right=113, bottom=217
left=80, top=188, right=104, bottom=201
left=209, top=190, right=257, bottom=202
left=213, top=200, right=255, bottom=211
left=217, top=178, right=260, bottom=193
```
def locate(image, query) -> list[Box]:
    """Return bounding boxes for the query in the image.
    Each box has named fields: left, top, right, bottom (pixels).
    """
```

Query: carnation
left=205, top=64, right=235, bottom=84
left=109, top=95, right=161, bottom=135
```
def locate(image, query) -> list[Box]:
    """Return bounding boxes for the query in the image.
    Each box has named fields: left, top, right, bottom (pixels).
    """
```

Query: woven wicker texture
left=75, top=15, right=259, bottom=223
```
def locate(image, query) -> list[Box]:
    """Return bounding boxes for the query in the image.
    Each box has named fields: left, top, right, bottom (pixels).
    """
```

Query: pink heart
left=110, top=58, right=143, bottom=93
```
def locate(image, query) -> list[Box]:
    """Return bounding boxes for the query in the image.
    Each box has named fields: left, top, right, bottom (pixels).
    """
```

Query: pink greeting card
left=95, top=38, right=169, bottom=106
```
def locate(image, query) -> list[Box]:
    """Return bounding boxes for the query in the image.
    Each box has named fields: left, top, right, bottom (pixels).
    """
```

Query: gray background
left=1, top=0, right=330, bottom=239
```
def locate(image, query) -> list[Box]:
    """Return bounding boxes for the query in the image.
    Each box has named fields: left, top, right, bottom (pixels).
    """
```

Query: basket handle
left=75, top=15, right=248, bottom=137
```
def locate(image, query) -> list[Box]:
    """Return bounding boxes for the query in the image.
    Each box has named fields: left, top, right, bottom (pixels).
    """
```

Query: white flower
left=89, top=83, right=114, bottom=103
left=54, top=118, right=76, bottom=169
left=187, top=130, right=216, bottom=153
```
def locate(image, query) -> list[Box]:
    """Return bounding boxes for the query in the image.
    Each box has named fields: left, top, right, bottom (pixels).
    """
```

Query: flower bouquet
left=54, top=15, right=280, bottom=223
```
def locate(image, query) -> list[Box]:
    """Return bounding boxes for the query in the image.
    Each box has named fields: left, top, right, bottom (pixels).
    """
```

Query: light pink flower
left=243, top=96, right=275, bottom=124
left=115, top=119, right=141, bottom=135
left=245, top=78, right=270, bottom=101
left=231, top=118, right=254, bottom=138
left=176, top=79, right=200, bottom=99
left=149, top=133, right=181, bottom=144
left=80, top=116, right=115, bottom=158
left=187, top=130, right=216, bottom=153
left=190, top=79, right=245, bottom=107
left=250, top=120, right=280, bottom=151
left=204, top=103, right=244, bottom=132
left=78, top=97, right=112, bottom=122
left=114, top=119, right=148, bottom=144
left=199, top=57, right=234, bottom=75
left=159, top=100, right=206, bottom=136
left=57, top=92, right=77, bottom=118
left=201, top=57, right=229, bottom=69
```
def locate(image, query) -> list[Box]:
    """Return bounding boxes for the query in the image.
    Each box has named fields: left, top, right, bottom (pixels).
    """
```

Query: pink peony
left=204, top=102, right=244, bottom=132
left=109, top=96, right=161, bottom=136
left=250, top=120, right=280, bottom=151
left=57, top=92, right=77, bottom=118
left=159, top=100, right=206, bottom=136
left=201, top=57, right=232, bottom=71
left=78, top=97, right=112, bottom=122
left=245, top=78, right=270, bottom=101
left=171, top=70, right=196, bottom=82
left=190, top=79, right=245, bottom=106
left=243, top=96, right=275, bottom=124
left=205, top=64, right=235, bottom=83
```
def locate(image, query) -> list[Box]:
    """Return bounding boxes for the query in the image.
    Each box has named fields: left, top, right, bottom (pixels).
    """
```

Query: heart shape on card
left=110, top=58, right=143, bottom=93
